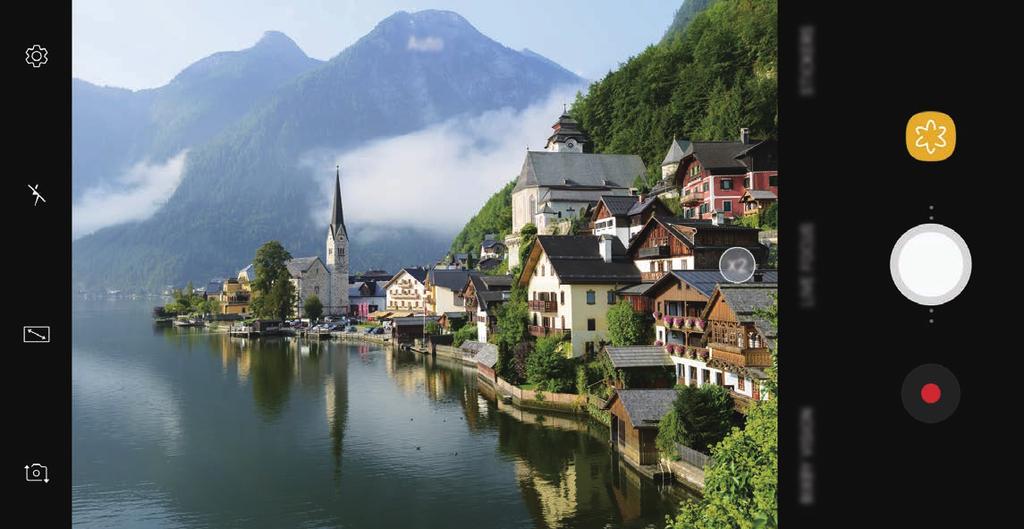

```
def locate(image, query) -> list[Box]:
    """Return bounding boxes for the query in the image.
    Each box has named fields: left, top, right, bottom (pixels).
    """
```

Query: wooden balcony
left=709, top=345, right=772, bottom=367
left=528, top=325, right=570, bottom=339
left=680, top=192, right=705, bottom=206
left=528, top=299, right=558, bottom=312
left=641, top=271, right=667, bottom=282
left=637, top=245, right=669, bottom=258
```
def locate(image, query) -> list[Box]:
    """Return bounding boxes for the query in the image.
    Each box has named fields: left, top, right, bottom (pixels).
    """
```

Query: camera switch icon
left=25, top=463, right=48, bottom=483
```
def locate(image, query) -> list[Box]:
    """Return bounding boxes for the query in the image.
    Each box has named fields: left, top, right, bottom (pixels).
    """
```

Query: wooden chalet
left=604, top=389, right=677, bottom=467
left=646, top=269, right=778, bottom=360
left=589, top=194, right=671, bottom=248
left=627, top=215, right=767, bottom=282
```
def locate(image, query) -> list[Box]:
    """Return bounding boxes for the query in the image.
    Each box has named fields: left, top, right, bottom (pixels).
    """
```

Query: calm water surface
left=73, top=299, right=692, bottom=528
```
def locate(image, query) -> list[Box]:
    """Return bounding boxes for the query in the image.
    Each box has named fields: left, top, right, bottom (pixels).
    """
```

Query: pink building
left=673, top=129, right=778, bottom=220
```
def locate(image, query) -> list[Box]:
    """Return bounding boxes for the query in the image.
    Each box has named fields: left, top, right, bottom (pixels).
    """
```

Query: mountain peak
left=252, top=30, right=304, bottom=54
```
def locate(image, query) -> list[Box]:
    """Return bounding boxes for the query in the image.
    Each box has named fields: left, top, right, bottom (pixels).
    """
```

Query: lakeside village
left=155, top=111, right=778, bottom=490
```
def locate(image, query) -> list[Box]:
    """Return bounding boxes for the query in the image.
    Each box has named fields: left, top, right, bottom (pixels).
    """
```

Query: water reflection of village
left=382, top=346, right=693, bottom=528
left=155, top=325, right=689, bottom=528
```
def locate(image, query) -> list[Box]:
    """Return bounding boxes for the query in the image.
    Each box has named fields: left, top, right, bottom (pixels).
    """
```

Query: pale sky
left=73, top=0, right=681, bottom=90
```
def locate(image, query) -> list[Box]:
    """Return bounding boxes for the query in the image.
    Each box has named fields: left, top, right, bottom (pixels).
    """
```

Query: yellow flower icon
left=906, top=111, right=956, bottom=161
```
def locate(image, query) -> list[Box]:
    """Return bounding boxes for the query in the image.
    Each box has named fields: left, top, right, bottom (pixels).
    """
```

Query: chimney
left=740, top=127, right=751, bottom=144
left=712, top=211, right=724, bottom=226
left=637, top=192, right=647, bottom=203
left=599, top=235, right=613, bottom=263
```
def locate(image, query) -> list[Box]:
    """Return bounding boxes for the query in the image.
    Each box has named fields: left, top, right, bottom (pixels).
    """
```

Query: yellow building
left=220, top=264, right=256, bottom=315
left=519, top=235, right=640, bottom=357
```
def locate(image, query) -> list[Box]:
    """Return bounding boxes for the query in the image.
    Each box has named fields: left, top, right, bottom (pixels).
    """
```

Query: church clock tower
left=326, top=166, right=350, bottom=315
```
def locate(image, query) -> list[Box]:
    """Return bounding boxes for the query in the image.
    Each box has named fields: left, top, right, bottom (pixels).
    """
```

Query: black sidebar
left=780, top=1, right=1016, bottom=527
left=10, top=1, right=71, bottom=526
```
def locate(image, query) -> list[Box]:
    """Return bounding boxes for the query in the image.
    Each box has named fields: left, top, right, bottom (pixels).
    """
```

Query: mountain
left=72, top=31, right=323, bottom=197
left=572, top=0, right=776, bottom=190
left=447, top=180, right=514, bottom=257
left=661, top=0, right=714, bottom=42
left=72, top=10, right=582, bottom=292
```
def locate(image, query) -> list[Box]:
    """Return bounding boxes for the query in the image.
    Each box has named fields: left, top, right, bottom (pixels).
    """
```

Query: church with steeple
left=286, top=167, right=350, bottom=317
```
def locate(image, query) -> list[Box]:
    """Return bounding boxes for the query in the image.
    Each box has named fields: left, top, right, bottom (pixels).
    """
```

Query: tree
left=526, top=335, right=573, bottom=392
left=495, top=285, right=530, bottom=381
left=250, top=241, right=295, bottom=320
left=304, top=295, right=323, bottom=323
left=423, top=321, right=440, bottom=335
left=668, top=296, right=778, bottom=529
left=668, top=384, right=735, bottom=453
left=607, top=300, right=651, bottom=346
left=517, top=223, right=538, bottom=268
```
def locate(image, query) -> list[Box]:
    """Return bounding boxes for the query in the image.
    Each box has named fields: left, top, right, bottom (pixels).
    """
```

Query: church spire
left=331, top=165, right=347, bottom=238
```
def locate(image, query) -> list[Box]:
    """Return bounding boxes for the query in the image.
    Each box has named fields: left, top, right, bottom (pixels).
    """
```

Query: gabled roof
left=480, top=275, right=513, bottom=289
left=605, top=346, right=674, bottom=368
left=616, top=282, right=656, bottom=296
left=513, top=151, right=645, bottom=193
left=661, top=138, right=693, bottom=166
left=741, top=190, right=778, bottom=201
left=649, top=269, right=779, bottom=299
left=628, top=215, right=762, bottom=255
left=521, top=235, right=641, bottom=286
left=626, top=194, right=665, bottom=217
left=428, top=269, right=475, bottom=292
left=596, top=194, right=639, bottom=217
left=481, top=239, right=504, bottom=249
left=704, top=284, right=778, bottom=348
left=477, top=258, right=503, bottom=271
left=384, top=267, right=428, bottom=289
left=285, top=257, right=326, bottom=278
left=603, top=389, right=677, bottom=428
left=682, top=139, right=773, bottom=175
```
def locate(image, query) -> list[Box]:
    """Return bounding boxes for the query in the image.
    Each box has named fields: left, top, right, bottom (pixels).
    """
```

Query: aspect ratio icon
left=23, top=326, right=50, bottom=343
left=906, top=111, right=956, bottom=161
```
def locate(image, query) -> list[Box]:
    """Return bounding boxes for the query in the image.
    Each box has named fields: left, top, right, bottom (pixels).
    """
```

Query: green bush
left=526, top=335, right=573, bottom=393
left=452, top=322, right=477, bottom=347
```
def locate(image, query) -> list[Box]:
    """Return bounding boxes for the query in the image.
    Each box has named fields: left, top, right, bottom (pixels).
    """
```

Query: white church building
left=287, top=168, right=350, bottom=317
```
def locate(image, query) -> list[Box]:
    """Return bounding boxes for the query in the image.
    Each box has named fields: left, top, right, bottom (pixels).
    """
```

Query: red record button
left=920, top=383, right=941, bottom=404
left=902, top=364, right=959, bottom=423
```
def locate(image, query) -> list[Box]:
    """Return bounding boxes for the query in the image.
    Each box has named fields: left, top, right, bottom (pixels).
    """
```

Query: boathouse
left=604, top=389, right=676, bottom=467
left=602, top=346, right=676, bottom=389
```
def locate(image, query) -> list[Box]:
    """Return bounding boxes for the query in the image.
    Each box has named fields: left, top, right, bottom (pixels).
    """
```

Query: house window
left=560, top=291, right=565, bottom=305
left=721, top=179, right=733, bottom=190
left=586, top=342, right=595, bottom=355
left=689, top=366, right=697, bottom=384
left=314, top=286, right=319, bottom=295
left=701, top=369, right=710, bottom=385
left=702, top=182, right=710, bottom=192
left=715, top=372, right=724, bottom=385
left=744, top=176, right=751, bottom=188
left=738, top=377, right=745, bottom=391
left=560, top=315, right=565, bottom=329
left=607, top=290, right=615, bottom=304
left=769, top=175, right=778, bottom=187
left=723, top=201, right=732, bottom=212
left=586, top=290, right=596, bottom=304
left=587, top=318, right=596, bottom=331
left=700, top=203, right=709, bottom=214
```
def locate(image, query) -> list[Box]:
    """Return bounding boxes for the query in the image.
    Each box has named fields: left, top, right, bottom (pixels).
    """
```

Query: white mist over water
left=72, top=150, right=189, bottom=239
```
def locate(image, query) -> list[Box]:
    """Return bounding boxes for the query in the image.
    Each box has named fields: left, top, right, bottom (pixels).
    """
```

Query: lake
left=72, top=299, right=691, bottom=528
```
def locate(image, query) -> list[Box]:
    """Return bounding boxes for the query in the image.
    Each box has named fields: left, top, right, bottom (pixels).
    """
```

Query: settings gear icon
left=25, top=44, right=48, bottom=68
